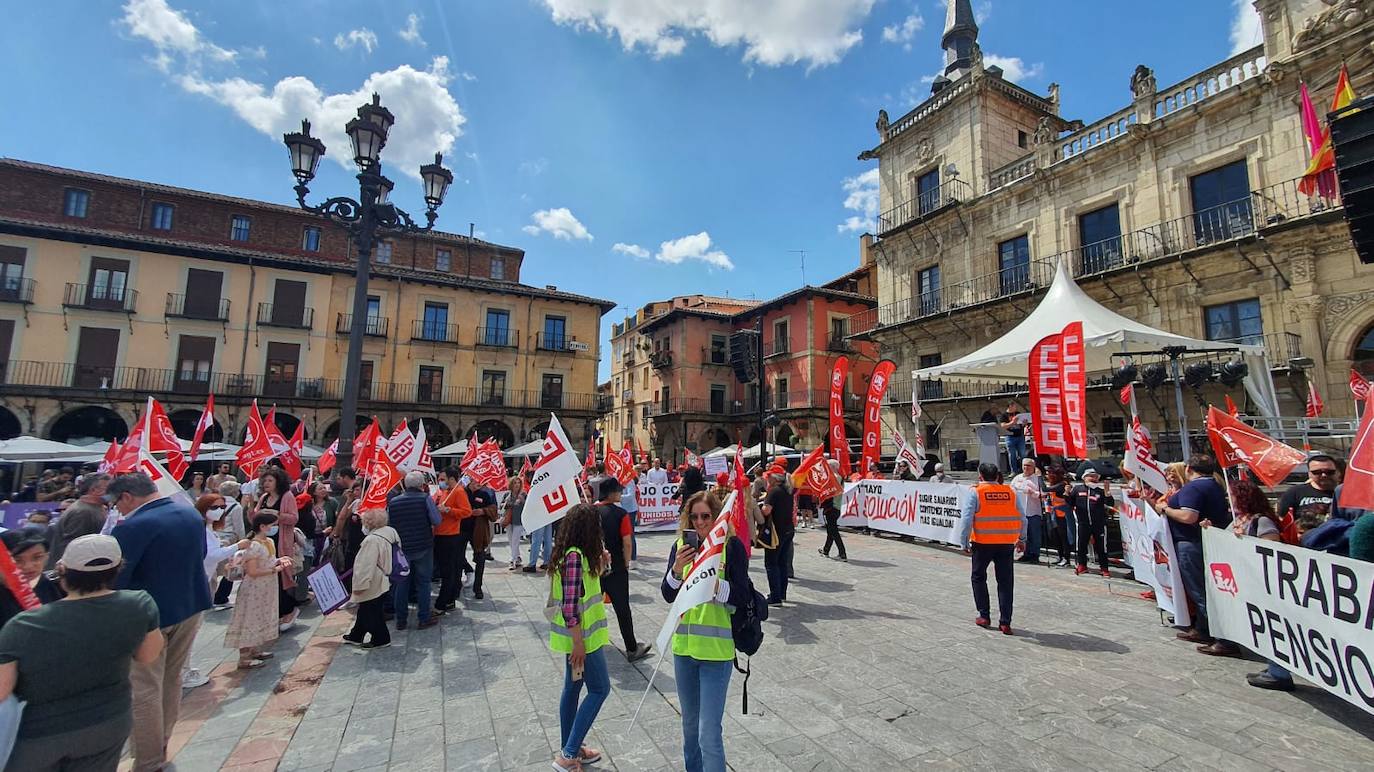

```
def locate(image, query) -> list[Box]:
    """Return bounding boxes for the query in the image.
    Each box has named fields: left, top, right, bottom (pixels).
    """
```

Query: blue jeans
left=674, top=655, right=732, bottom=772
left=1006, top=434, right=1026, bottom=465
left=559, top=647, right=610, bottom=760
left=391, top=548, right=434, bottom=626
left=528, top=525, right=553, bottom=567
left=1023, top=515, right=1043, bottom=561
left=1266, top=660, right=1293, bottom=683
left=1175, top=538, right=1209, bottom=636
left=627, top=510, right=639, bottom=560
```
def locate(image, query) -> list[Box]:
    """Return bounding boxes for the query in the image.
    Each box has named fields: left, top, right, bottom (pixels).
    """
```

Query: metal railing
left=336, top=313, right=389, bottom=337
left=476, top=326, right=518, bottom=348
left=877, top=178, right=973, bottom=236
left=762, top=338, right=791, bottom=358
left=64, top=283, right=137, bottom=313
left=848, top=259, right=1055, bottom=336
left=826, top=335, right=852, bottom=352
left=1214, top=332, right=1303, bottom=364
left=649, top=350, right=673, bottom=369
left=0, top=278, right=35, bottom=305
left=166, top=293, right=230, bottom=321
left=256, top=303, right=312, bottom=329
left=411, top=319, right=459, bottom=344
left=537, top=332, right=577, bottom=352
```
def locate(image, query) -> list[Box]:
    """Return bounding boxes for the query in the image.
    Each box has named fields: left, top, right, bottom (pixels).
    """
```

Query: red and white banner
left=189, top=394, right=215, bottom=463
left=862, top=360, right=896, bottom=476
left=1029, top=333, right=1067, bottom=455
left=406, top=422, right=436, bottom=475
left=1206, top=406, right=1306, bottom=487
left=684, top=448, right=700, bottom=469
left=634, top=481, right=681, bottom=531
left=236, top=400, right=276, bottom=478
left=1305, top=382, right=1325, bottom=418
left=523, top=415, right=584, bottom=533
left=1121, top=386, right=1168, bottom=494
left=1351, top=368, right=1371, bottom=401
left=1058, top=321, right=1087, bottom=458
left=464, top=438, right=508, bottom=491
left=828, top=357, right=852, bottom=478
left=838, top=479, right=971, bottom=543
left=654, top=490, right=736, bottom=654
left=891, top=430, right=924, bottom=477
left=604, top=449, right=637, bottom=486
left=359, top=452, right=402, bottom=511
left=386, top=419, right=415, bottom=467
left=1341, top=389, right=1374, bottom=510
left=1117, top=494, right=1190, bottom=628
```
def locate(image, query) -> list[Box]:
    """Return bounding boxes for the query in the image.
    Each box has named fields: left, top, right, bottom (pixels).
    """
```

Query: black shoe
left=417, top=618, right=439, bottom=630
left=341, top=635, right=364, bottom=646
left=838, top=556, right=848, bottom=562
left=818, top=549, right=828, bottom=557
left=473, top=589, right=484, bottom=599
left=626, top=643, right=652, bottom=662
left=431, top=608, right=447, bottom=617
left=395, top=619, right=408, bottom=630
left=1246, top=671, right=1295, bottom=691
left=521, top=565, right=538, bottom=574
left=362, top=641, right=392, bottom=650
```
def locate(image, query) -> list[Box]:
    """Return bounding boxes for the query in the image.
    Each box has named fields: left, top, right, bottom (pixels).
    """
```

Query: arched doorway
left=1355, top=322, right=1374, bottom=380
left=0, top=407, right=20, bottom=440
left=470, top=419, right=514, bottom=448
left=414, top=418, right=453, bottom=448
left=169, top=409, right=223, bottom=444
left=271, top=411, right=304, bottom=441
left=699, top=426, right=730, bottom=452
left=773, top=422, right=797, bottom=450
left=50, top=406, right=128, bottom=446
left=527, top=421, right=550, bottom=443
left=319, top=415, right=372, bottom=444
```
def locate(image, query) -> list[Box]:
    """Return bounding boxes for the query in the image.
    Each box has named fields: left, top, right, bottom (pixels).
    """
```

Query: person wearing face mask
left=432, top=468, right=471, bottom=614
left=212, top=481, right=247, bottom=610
left=224, top=513, right=292, bottom=669
left=186, top=493, right=249, bottom=689
left=343, top=508, right=396, bottom=649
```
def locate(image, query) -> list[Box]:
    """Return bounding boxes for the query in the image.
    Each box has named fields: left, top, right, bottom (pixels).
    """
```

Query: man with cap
left=1067, top=467, right=1114, bottom=577
left=932, top=463, right=949, bottom=484
left=956, top=463, right=1028, bottom=634
left=591, top=475, right=652, bottom=661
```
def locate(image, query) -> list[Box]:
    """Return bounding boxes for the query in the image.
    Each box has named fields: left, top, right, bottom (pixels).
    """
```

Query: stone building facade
left=850, top=0, right=1374, bottom=466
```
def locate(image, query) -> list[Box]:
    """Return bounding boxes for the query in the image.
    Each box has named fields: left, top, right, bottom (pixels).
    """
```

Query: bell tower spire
left=942, top=0, right=979, bottom=79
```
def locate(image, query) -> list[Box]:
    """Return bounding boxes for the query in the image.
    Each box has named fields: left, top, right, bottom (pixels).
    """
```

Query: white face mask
left=206, top=507, right=224, bottom=521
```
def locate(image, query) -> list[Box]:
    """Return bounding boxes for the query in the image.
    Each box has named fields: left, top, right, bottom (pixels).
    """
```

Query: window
left=661, top=386, right=671, bottom=412
left=0, top=246, right=26, bottom=300
left=481, top=370, right=506, bottom=405
left=829, top=317, right=848, bottom=346
left=375, top=240, right=392, bottom=264
left=919, top=353, right=944, bottom=400
left=264, top=342, right=300, bottom=398
left=230, top=215, right=252, bottom=242
left=491, top=256, right=505, bottom=280
left=772, top=320, right=789, bottom=355
left=1204, top=299, right=1263, bottom=345
left=175, top=335, right=214, bottom=392
left=1189, top=160, right=1253, bottom=243
left=418, top=366, right=444, bottom=402
left=87, top=257, right=129, bottom=308
left=302, top=226, right=321, bottom=252
left=641, top=405, right=650, bottom=429
left=775, top=377, right=789, bottom=408
left=150, top=203, right=174, bottom=231
left=1355, top=323, right=1374, bottom=380
left=182, top=268, right=224, bottom=319
left=709, top=334, right=727, bottom=364
left=1078, top=204, right=1123, bottom=274
left=484, top=309, right=511, bottom=346
left=269, top=279, right=308, bottom=327
left=436, top=248, right=451, bottom=272
left=1017, top=129, right=1029, bottom=149
left=543, top=316, right=568, bottom=350
left=364, top=295, right=383, bottom=335
left=917, top=265, right=941, bottom=315
left=359, top=361, right=374, bottom=400
left=915, top=168, right=940, bottom=216
left=710, top=385, right=726, bottom=414
left=73, top=327, right=119, bottom=388
left=63, top=189, right=89, bottom=218
left=422, top=302, right=449, bottom=340
left=997, top=235, right=1031, bottom=295
left=542, top=373, right=564, bottom=409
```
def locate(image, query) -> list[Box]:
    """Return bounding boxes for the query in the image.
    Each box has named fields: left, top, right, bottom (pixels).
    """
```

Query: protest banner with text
left=838, top=479, right=971, bottom=543
left=1116, top=495, right=1190, bottom=628
left=635, top=481, right=682, bottom=531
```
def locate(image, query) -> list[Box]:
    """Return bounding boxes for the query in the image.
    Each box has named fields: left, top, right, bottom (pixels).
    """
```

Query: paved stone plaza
left=154, top=529, right=1373, bottom=772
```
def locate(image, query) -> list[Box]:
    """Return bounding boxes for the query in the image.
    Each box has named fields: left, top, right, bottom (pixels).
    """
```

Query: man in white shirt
left=1010, top=457, right=1044, bottom=564
left=646, top=458, right=668, bottom=485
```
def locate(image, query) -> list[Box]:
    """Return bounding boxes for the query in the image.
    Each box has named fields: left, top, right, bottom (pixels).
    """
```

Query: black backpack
left=730, top=564, right=768, bottom=714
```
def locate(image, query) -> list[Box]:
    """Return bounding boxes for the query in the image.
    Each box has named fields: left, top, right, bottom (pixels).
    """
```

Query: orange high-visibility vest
left=972, top=484, right=1021, bottom=545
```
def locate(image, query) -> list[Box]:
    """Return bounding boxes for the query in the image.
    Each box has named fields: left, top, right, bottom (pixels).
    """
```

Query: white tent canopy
left=503, top=439, right=545, bottom=457
left=431, top=439, right=469, bottom=457
left=702, top=443, right=797, bottom=459
left=0, top=437, right=95, bottom=462
left=912, top=260, right=1279, bottom=417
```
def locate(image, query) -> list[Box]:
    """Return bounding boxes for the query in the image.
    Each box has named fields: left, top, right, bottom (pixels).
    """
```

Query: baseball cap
left=1081, top=467, right=1099, bottom=477
left=934, top=463, right=944, bottom=472
left=59, top=534, right=123, bottom=572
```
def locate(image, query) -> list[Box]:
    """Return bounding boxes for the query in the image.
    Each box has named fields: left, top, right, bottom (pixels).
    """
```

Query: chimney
left=859, top=234, right=875, bottom=267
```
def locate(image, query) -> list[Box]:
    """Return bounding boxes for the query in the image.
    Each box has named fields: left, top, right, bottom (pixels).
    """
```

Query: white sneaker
left=212, top=603, right=233, bottom=611
left=629, top=560, right=638, bottom=571
left=181, top=667, right=210, bottom=689
left=279, top=621, right=296, bottom=633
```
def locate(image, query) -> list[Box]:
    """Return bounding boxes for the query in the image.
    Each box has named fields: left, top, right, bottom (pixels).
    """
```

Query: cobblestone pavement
left=153, top=528, right=1373, bottom=771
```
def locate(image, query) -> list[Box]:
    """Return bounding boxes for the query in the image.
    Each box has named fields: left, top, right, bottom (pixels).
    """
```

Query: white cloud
left=881, top=12, right=923, bottom=50
left=459, top=71, right=478, bottom=82
left=334, top=28, right=378, bottom=54
left=837, top=167, right=878, bottom=233
left=612, top=242, right=649, bottom=259
left=399, top=13, right=425, bottom=46
left=974, top=1, right=991, bottom=24
left=121, top=0, right=237, bottom=70
left=522, top=208, right=594, bottom=241
left=539, top=0, right=876, bottom=68
left=984, top=54, right=1042, bottom=83
left=1229, top=0, right=1262, bottom=55
left=654, top=232, right=733, bottom=270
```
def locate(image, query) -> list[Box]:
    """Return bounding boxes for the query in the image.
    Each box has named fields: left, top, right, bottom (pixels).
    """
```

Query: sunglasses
left=1310, top=469, right=1338, bottom=477
left=689, top=511, right=713, bottom=521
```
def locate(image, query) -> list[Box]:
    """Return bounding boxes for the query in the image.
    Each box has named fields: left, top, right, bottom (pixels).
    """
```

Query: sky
left=3, top=1, right=1260, bottom=381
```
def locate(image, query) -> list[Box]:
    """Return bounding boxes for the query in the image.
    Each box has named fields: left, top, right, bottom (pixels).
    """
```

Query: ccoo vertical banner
left=829, top=356, right=853, bottom=478
left=862, top=360, right=896, bottom=476
left=1028, top=321, right=1087, bottom=460
left=1058, top=321, right=1088, bottom=459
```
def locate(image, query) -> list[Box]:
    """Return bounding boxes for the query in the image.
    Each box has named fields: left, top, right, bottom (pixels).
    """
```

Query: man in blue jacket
left=109, top=472, right=211, bottom=772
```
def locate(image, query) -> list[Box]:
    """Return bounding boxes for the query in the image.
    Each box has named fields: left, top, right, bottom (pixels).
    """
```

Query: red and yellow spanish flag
left=1299, top=65, right=1357, bottom=195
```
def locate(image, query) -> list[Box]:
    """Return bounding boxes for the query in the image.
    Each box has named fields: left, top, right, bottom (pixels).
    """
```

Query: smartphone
left=683, top=531, right=701, bottom=550
left=572, top=661, right=584, bottom=681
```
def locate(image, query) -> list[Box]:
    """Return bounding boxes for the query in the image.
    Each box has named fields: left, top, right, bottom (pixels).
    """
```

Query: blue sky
left=4, top=1, right=1258, bottom=380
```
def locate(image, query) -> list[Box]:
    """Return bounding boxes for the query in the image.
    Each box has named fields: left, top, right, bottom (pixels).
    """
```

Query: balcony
left=848, top=259, right=1055, bottom=338
left=877, top=178, right=972, bottom=237
left=621, top=348, right=637, bottom=366
left=826, top=335, right=853, bottom=352
left=411, top=319, right=460, bottom=344
left=649, top=350, right=673, bottom=369
left=1214, top=332, right=1304, bottom=365
left=64, top=283, right=137, bottom=313
left=0, top=278, right=35, bottom=305
left=621, top=388, right=634, bottom=403
left=537, top=332, right=578, bottom=353
left=702, top=347, right=729, bottom=366
left=336, top=313, right=389, bottom=338
left=166, top=293, right=230, bottom=322
left=476, top=326, right=518, bottom=348
left=596, top=395, right=614, bottom=412
left=762, top=339, right=790, bottom=358
left=257, top=303, right=312, bottom=329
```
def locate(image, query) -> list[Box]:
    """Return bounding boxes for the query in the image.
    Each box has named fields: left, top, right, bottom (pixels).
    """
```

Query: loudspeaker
left=1330, top=95, right=1374, bottom=264
left=728, top=330, right=758, bottom=384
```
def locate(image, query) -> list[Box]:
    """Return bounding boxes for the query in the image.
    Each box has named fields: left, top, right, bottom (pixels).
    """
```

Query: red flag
left=604, top=449, right=636, bottom=486
left=1340, top=389, right=1374, bottom=509
left=1206, top=406, right=1307, bottom=487
left=684, top=448, right=700, bottom=468
left=236, top=400, right=276, bottom=478
left=0, top=541, right=41, bottom=611
left=359, top=452, right=402, bottom=510
left=317, top=439, right=339, bottom=475
left=189, top=394, right=215, bottom=462
left=1118, top=382, right=1133, bottom=407
left=1350, top=368, right=1371, bottom=401
left=635, top=437, right=648, bottom=465
left=584, top=442, right=597, bottom=471
left=730, top=450, right=752, bottom=558
left=1029, top=332, right=1067, bottom=455
left=460, top=432, right=478, bottom=470
left=142, top=398, right=188, bottom=480
left=792, top=445, right=840, bottom=500
left=1305, top=382, right=1325, bottom=418
left=1058, top=321, right=1087, bottom=459
left=354, top=418, right=382, bottom=472
left=464, top=438, right=508, bottom=490
left=281, top=422, right=304, bottom=479
left=861, top=360, right=896, bottom=476
left=791, top=445, right=825, bottom=490
left=262, top=407, right=300, bottom=479
left=1224, top=395, right=1240, bottom=417
left=828, top=356, right=853, bottom=478
left=98, top=439, right=121, bottom=475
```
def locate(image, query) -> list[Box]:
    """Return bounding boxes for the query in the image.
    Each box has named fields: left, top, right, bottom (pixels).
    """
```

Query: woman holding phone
left=661, top=490, right=752, bottom=772
left=547, top=504, right=611, bottom=771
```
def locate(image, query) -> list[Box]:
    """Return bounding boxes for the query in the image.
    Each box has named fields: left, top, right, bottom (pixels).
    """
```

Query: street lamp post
left=281, top=93, right=453, bottom=473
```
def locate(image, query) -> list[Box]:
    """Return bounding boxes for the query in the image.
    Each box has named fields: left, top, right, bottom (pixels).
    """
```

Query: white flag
left=406, top=422, right=436, bottom=475
left=386, top=420, right=414, bottom=467
left=522, top=414, right=584, bottom=533
left=911, top=380, right=922, bottom=422
left=137, top=444, right=187, bottom=500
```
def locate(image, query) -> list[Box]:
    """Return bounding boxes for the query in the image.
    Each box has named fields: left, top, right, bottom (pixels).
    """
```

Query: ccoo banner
left=838, top=479, right=971, bottom=544
left=1203, top=528, right=1374, bottom=716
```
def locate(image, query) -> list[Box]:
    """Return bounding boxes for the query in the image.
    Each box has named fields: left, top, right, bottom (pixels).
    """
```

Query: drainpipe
left=238, top=258, right=257, bottom=374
